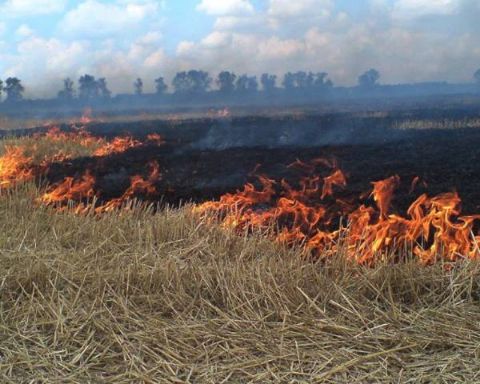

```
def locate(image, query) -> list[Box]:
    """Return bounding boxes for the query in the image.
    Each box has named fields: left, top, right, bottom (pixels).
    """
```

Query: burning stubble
left=1, top=120, right=480, bottom=266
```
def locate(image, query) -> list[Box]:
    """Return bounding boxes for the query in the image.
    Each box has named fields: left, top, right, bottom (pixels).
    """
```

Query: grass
left=0, top=183, right=480, bottom=383
left=1, top=133, right=480, bottom=382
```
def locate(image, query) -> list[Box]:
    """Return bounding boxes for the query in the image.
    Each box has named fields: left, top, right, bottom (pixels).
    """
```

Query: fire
left=80, top=107, right=93, bottom=125
left=0, top=146, right=35, bottom=188
left=95, top=161, right=161, bottom=213
left=146, top=133, right=165, bottom=145
left=0, top=122, right=165, bottom=215
left=195, top=159, right=480, bottom=265
left=2, top=120, right=479, bottom=265
left=371, top=175, right=400, bottom=219
left=93, top=133, right=164, bottom=157
left=322, top=169, right=347, bottom=199
left=39, top=171, right=96, bottom=205
left=42, top=126, right=103, bottom=147
left=39, top=161, right=161, bottom=214
left=93, top=137, right=142, bottom=157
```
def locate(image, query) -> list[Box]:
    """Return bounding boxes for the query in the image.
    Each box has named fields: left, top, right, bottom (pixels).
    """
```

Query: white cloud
left=266, top=0, right=334, bottom=30
left=393, top=0, right=459, bottom=18
left=196, top=0, right=254, bottom=16
left=0, top=0, right=66, bottom=17
left=201, top=31, right=232, bottom=48
left=15, top=24, right=33, bottom=38
left=176, top=41, right=196, bottom=56
left=0, top=22, right=6, bottom=36
left=137, top=31, right=163, bottom=45
left=4, top=0, right=480, bottom=97
left=214, top=15, right=260, bottom=30
left=268, top=0, right=333, bottom=18
left=59, top=0, right=160, bottom=37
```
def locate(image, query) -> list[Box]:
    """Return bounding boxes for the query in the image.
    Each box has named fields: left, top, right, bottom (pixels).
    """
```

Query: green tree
left=5, top=77, right=25, bottom=103
left=172, top=70, right=211, bottom=94
left=78, top=74, right=98, bottom=100
left=261, top=73, right=277, bottom=93
left=217, top=71, right=237, bottom=94
left=58, top=78, right=75, bottom=100
left=358, top=69, right=380, bottom=88
left=155, top=77, right=168, bottom=94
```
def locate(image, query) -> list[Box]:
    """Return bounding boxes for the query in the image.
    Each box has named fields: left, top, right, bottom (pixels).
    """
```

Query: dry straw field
left=0, top=129, right=480, bottom=383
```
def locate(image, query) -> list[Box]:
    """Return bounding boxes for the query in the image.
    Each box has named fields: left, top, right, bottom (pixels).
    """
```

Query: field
left=1, top=111, right=480, bottom=382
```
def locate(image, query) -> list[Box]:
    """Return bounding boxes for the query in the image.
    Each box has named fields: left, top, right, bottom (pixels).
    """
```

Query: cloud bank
left=0, top=0, right=479, bottom=97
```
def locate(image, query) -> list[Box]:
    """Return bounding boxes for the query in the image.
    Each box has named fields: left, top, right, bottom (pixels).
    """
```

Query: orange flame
left=95, top=161, right=161, bottom=213
left=40, top=171, right=96, bottom=205
left=0, top=146, right=35, bottom=188
left=93, top=137, right=142, bottom=157
left=195, top=160, right=480, bottom=265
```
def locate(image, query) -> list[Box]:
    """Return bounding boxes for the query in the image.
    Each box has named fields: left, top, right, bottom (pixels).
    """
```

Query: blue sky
left=0, top=0, right=479, bottom=97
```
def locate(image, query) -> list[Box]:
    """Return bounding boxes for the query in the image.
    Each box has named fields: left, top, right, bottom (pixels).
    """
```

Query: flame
left=0, top=146, right=35, bottom=188
left=80, top=108, right=93, bottom=125
left=322, top=169, right=347, bottom=199
left=93, top=137, right=140, bottom=157
left=371, top=175, right=400, bottom=219
left=146, top=133, right=166, bottom=145
left=93, top=137, right=142, bottom=157
left=41, top=126, right=104, bottom=147
left=3, top=123, right=479, bottom=265
left=95, top=161, right=161, bottom=213
left=40, top=171, right=96, bottom=205
left=195, top=160, right=480, bottom=265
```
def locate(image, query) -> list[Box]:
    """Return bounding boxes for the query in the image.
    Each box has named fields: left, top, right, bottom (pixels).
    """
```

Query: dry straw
left=0, top=182, right=479, bottom=383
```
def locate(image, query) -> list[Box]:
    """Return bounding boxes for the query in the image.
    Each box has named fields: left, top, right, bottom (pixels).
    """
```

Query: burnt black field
left=18, top=107, right=480, bottom=215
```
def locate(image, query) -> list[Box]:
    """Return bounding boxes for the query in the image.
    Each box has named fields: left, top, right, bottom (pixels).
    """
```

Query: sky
left=0, top=0, right=479, bottom=97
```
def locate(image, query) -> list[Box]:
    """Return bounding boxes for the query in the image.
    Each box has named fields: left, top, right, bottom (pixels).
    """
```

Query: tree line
left=1, top=68, right=480, bottom=103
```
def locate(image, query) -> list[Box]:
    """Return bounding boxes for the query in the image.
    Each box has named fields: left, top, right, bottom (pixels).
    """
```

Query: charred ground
left=30, top=109, right=480, bottom=216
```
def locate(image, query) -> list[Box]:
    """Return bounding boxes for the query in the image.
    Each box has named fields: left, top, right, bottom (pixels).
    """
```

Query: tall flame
left=2, top=122, right=479, bottom=265
left=195, top=160, right=480, bottom=265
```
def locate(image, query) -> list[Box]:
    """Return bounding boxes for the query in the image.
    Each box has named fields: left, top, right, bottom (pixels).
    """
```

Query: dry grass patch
left=0, top=185, right=479, bottom=382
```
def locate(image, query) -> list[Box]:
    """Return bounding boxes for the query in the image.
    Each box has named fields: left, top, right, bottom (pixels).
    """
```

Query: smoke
left=190, top=115, right=410, bottom=151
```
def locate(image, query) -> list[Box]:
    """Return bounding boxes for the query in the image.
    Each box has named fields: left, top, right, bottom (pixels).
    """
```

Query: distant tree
left=189, top=70, right=212, bottom=93
left=172, top=72, right=189, bottom=94
left=216, top=71, right=236, bottom=93
left=97, top=78, right=111, bottom=99
left=314, top=72, right=333, bottom=89
left=296, top=71, right=314, bottom=89
left=474, top=69, right=480, bottom=84
left=57, top=78, right=75, bottom=100
left=78, top=74, right=99, bottom=100
left=282, top=72, right=295, bottom=90
left=246, top=76, right=258, bottom=92
left=261, top=73, right=277, bottom=93
left=134, top=78, right=143, bottom=95
left=283, top=72, right=318, bottom=90
left=172, top=70, right=212, bottom=94
left=4, top=77, right=25, bottom=103
left=0, top=79, right=3, bottom=102
left=283, top=71, right=332, bottom=91
left=78, top=75, right=110, bottom=100
left=155, top=76, right=168, bottom=95
left=358, top=69, right=380, bottom=88
left=236, top=75, right=258, bottom=93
